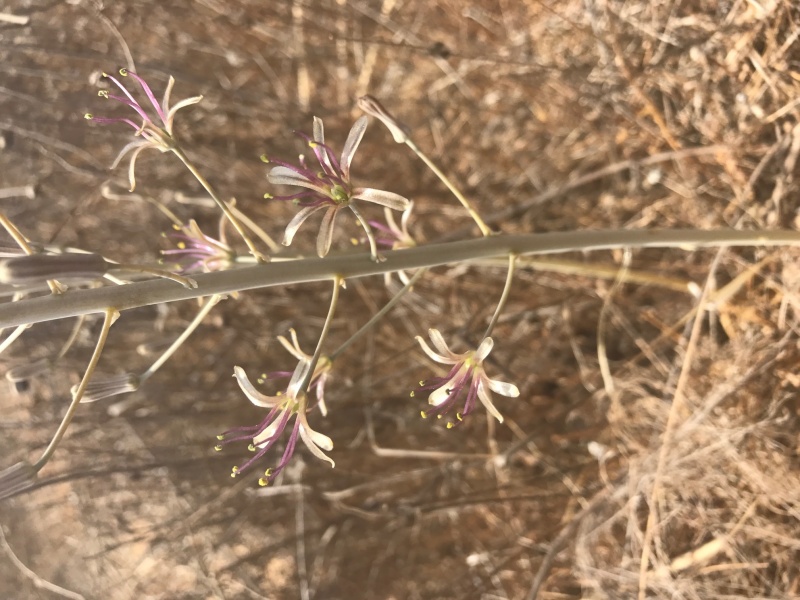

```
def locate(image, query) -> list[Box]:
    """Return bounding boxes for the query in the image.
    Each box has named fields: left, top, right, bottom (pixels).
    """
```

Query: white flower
left=413, top=329, right=519, bottom=425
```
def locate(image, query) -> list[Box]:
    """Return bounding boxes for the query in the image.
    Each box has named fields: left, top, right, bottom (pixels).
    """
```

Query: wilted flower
left=357, top=95, right=410, bottom=143
left=264, top=116, right=410, bottom=258
left=216, top=360, right=334, bottom=486
left=412, top=329, right=519, bottom=426
left=85, top=68, right=202, bottom=191
left=161, top=220, right=235, bottom=273
left=369, top=201, right=417, bottom=285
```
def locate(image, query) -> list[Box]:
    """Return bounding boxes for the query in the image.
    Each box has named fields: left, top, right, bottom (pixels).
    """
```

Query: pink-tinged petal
left=428, top=329, right=458, bottom=358
left=282, top=205, right=326, bottom=246
left=476, top=380, right=504, bottom=423
left=268, top=166, right=326, bottom=193
left=233, top=366, right=280, bottom=408
left=484, top=375, right=519, bottom=398
left=474, top=337, right=494, bottom=362
left=352, top=188, right=410, bottom=211
left=415, top=334, right=458, bottom=364
left=123, top=69, right=166, bottom=123
left=298, top=423, right=335, bottom=467
left=316, top=207, right=339, bottom=257
left=340, top=116, right=367, bottom=180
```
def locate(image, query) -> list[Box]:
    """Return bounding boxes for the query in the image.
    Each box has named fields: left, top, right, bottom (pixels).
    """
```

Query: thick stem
left=3, top=229, right=800, bottom=328
left=33, top=308, right=117, bottom=472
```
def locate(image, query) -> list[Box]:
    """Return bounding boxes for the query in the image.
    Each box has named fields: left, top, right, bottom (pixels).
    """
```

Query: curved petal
left=352, top=188, right=410, bottom=211
left=476, top=379, right=504, bottom=423
left=316, top=207, right=339, bottom=257
left=126, top=143, right=153, bottom=192
left=282, top=205, right=326, bottom=246
left=298, top=423, right=335, bottom=467
left=474, top=336, right=494, bottom=362
left=165, top=95, right=203, bottom=133
left=415, top=334, right=457, bottom=364
left=428, top=329, right=458, bottom=358
left=278, top=329, right=308, bottom=361
left=233, top=366, right=279, bottom=407
left=253, top=417, right=281, bottom=447
left=485, top=375, right=520, bottom=398
left=428, top=383, right=454, bottom=407
left=340, top=116, right=367, bottom=180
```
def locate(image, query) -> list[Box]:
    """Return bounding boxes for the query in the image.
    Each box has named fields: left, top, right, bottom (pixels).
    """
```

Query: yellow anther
left=97, top=90, right=109, bottom=99
left=259, top=154, right=270, bottom=163
left=446, top=422, right=454, bottom=429
left=177, top=242, right=186, bottom=249
left=247, top=444, right=256, bottom=452
left=308, top=141, right=318, bottom=148
left=231, top=466, right=239, bottom=474
left=410, top=391, right=416, bottom=398
left=230, top=472, right=237, bottom=478
left=119, top=68, right=129, bottom=76
left=350, top=238, right=359, bottom=246
left=264, top=468, right=273, bottom=476
left=214, top=445, right=222, bottom=451
left=258, top=477, right=268, bottom=486
left=437, top=414, right=443, bottom=419
left=84, top=113, right=93, bottom=120
left=456, top=413, right=463, bottom=421
left=263, top=193, right=273, bottom=199
left=420, top=410, right=427, bottom=419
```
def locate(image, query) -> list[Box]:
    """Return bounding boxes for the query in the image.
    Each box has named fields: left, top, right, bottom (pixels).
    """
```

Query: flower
left=369, top=201, right=417, bottom=285
left=216, top=359, right=334, bottom=486
left=84, top=68, right=202, bottom=191
left=161, top=219, right=235, bottom=273
left=412, top=329, right=519, bottom=425
left=264, top=116, right=410, bottom=258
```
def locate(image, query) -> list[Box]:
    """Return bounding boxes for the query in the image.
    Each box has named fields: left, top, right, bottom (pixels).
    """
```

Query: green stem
left=33, top=308, right=117, bottom=472
left=3, top=228, right=800, bottom=328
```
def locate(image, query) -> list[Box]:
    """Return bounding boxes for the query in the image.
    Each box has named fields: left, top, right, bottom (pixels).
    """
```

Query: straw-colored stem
left=298, top=277, right=342, bottom=393
left=33, top=308, right=117, bottom=472
left=171, top=147, right=267, bottom=263
left=482, top=254, right=517, bottom=339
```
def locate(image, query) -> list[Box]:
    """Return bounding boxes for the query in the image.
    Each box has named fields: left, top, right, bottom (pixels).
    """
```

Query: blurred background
left=2, top=1, right=800, bottom=598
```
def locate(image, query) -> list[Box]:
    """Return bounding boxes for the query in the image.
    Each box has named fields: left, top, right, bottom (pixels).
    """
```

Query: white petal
left=485, top=376, right=520, bottom=398
left=126, top=143, right=152, bottom=192
left=476, top=379, right=504, bottom=423
left=340, top=116, right=367, bottom=180
left=428, top=329, right=457, bottom=358
left=253, top=418, right=281, bottom=447
left=165, top=95, right=203, bottom=132
left=316, top=207, right=339, bottom=257
left=278, top=330, right=307, bottom=361
left=428, top=383, right=453, bottom=407
left=268, top=166, right=326, bottom=194
left=286, top=359, right=311, bottom=397
left=415, top=335, right=457, bottom=364
left=282, top=205, right=326, bottom=246
left=160, top=76, right=175, bottom=118
left=233, top=366, right=279, bottom=408
left=352, top=188, right=410, bottom=211
left=299, top=424, right=335, bottom=467
left=475, top=337, right=494, bottom=362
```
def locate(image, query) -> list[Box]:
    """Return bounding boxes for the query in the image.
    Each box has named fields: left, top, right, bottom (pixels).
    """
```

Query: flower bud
left=0, top=253, right=109, bottom=285
left=357, top=95, right=410, bottom=143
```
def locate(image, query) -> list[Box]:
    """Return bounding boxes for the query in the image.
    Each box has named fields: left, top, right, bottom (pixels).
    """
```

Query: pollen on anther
left=258, top=478, right=268, bottom=486
left=119, top=67, right=129, bottom=76
left=84, top=113, right=93, bottom=120
left=247, top=444, right=256, bottom=452
left=410, top=391, right=416, bottom=398
left=263, top=193, right=273, bottom=199
left=446, top=422, right=455, bottom=429
left=214, top=445, right=222, bottom=451
left=260, top=154, right=270, bottom=163
left=420, top=410, right=427, bottom=418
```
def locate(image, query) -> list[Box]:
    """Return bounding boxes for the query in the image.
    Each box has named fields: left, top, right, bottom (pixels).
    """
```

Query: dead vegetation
left=2, top=0, right=800, bottom=598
